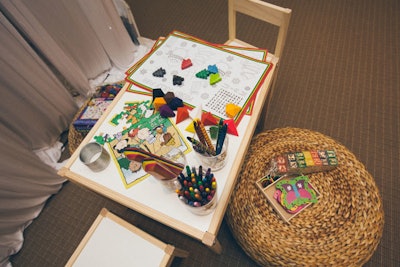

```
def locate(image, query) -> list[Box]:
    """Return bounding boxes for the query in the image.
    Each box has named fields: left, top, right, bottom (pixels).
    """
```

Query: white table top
left=60, top=37, right=278, bottom=249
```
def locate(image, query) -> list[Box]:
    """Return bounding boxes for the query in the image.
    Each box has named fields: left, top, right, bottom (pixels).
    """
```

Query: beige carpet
left=11, top=0, right=399, bottom=266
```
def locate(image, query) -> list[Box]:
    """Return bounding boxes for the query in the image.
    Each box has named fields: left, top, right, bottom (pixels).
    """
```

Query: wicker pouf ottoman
left=226, top=128, right=384, bottom=266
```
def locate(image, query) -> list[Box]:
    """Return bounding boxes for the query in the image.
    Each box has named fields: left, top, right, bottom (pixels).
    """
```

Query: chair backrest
left=227, top=0, right=291, bottom=59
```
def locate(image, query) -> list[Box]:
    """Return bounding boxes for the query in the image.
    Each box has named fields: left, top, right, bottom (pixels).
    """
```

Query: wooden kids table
left=59, top=33, right=279, bottom=253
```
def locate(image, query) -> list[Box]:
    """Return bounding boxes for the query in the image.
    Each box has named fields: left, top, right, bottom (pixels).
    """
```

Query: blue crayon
left=198, top=165, right=203, bottom=179
left=205, top=167, right=211, bottom=178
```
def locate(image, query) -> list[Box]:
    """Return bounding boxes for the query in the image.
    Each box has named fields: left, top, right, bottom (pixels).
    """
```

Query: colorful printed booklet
left=92, top=94, right=190, bottom=188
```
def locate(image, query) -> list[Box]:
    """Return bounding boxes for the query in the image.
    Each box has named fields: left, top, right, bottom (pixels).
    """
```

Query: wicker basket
left=226, top=128, right=384, bottom=266
left=68, top=81, right=125, bottom=154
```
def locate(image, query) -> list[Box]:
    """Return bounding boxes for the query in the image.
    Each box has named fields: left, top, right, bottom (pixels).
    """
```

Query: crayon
left=177, top=165, right=217, bottom=207
left=187, top=136, right=216, bottom=156
left=142, top=158, right=177, bottom=180
left=216, top=121, right=227, bottom=155
left=193, top=119, right=216, bottom=155
left=123, top=147, right=184, bottom=175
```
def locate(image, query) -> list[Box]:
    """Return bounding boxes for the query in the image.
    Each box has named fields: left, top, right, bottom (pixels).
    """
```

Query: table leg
left=202, top=232, right=222, bottom=254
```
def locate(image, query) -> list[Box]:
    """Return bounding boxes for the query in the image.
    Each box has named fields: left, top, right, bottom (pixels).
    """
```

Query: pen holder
left=79, top=142, right=111, bottom=172
left=177, top=166, right=218, bottom=216
left=194, top=136, right=228, bottom=171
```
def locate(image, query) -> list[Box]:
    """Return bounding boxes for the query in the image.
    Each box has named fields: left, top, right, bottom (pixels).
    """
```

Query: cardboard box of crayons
left=274, top=150, right=338, bottom=175
left=73, top=98, right=114, bottom=133
left=256, top=174, right=321, bottom=223
left=73, top=81, right=124, bottom=134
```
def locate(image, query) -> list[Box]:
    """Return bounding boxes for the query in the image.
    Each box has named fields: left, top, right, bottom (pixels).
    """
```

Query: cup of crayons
left=188, top=118, right=229, bottom=171
left=176, top=165, right=218, bottom=216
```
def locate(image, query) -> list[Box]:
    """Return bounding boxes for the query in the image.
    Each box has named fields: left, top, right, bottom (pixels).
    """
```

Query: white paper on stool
left=72, top=217, right=165, bottom=266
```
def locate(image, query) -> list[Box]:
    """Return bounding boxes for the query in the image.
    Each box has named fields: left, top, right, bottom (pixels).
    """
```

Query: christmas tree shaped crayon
left=181, top=58, right=193, bottom=69
left=210, top=73, right=222, bottom=85
left=207, top=64, right=218, bottom=74
left=152, top=67, right=166, bottom=77
left=195, top=69, right=210, bottom=79
left=173, top=75, right=184, bottom=85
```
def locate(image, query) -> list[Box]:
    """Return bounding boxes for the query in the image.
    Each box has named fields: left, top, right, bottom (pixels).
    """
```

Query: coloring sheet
left=126, top=32, right=272, bottom=124
left=91, top=94, right=190, bottom=188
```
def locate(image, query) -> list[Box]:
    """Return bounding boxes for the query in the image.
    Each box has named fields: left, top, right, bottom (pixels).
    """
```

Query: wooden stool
left=66, top=208, right=188, bottom=267
left=226, top=128, right=384, bottom=266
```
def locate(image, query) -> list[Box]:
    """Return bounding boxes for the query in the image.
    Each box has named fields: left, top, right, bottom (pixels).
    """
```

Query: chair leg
left=256, top=63, right=279, bottom=132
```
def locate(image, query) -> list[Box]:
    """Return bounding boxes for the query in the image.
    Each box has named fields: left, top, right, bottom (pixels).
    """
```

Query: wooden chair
left=66, top=208, right=189, bottom=267
left=226, top=0, right=291, bottom=130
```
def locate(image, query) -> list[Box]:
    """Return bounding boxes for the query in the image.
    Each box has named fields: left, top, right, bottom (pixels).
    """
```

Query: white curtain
left=0, top=0, right=138, bottom=97
left=0, top=1, right=152, bottom=265
left=0, top=11, right=75, bottom=266
left=0, top=13, right=78, bottom=149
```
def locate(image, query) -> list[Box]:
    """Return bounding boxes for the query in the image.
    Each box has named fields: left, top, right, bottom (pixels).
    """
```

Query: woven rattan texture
left=226, top=128, right=384, bottom=267
left=68, top=100, right=89, bottom=154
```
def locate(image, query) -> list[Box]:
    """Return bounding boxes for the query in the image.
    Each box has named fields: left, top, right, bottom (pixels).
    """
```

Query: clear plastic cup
left=158, top=148, right=187, bottom=190
left=177, top=166, right=218, bottom=215
left=194, top=136, right=228, bottom=171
